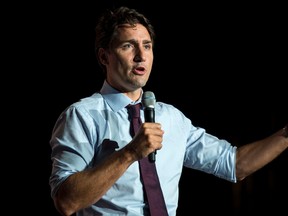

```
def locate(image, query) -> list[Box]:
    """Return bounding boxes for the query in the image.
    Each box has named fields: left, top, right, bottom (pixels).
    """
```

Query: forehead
left=115, top=23, right=151, bottom=41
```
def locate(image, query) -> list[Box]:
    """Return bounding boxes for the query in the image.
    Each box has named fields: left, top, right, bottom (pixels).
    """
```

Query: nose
left=134, top=47, right=146, bottom=62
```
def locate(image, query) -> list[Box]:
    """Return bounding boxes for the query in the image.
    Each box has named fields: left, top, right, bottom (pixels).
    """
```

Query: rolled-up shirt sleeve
left=183, top=125, right=237, bottom=183
left=49, top=105, right=96, bottom=197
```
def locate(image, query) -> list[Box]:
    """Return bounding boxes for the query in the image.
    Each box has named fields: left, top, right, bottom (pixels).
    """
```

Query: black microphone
left=142, top=91, right=156, bottom=163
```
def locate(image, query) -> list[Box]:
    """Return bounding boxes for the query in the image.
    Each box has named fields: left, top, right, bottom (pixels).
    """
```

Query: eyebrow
left=125, top=39, right=152, bottom=45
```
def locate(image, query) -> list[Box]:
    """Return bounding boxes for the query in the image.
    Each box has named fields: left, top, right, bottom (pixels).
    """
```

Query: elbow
left=235, top=148, right=255, bottom=182
left=235, top=159, right=252, bottom=182
left=236, top=174, right=246, bottom=182
left=53, top=194, right=77, bottom=216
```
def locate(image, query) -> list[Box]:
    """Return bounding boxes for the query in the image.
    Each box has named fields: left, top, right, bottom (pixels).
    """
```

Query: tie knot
left=127, top=103, right=141, bottom=118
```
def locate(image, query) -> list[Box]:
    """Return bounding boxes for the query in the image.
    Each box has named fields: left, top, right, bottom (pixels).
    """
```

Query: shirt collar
left=100, top=80, right=143, bottom=112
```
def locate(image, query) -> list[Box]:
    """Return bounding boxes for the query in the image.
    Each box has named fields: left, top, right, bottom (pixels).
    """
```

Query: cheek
left=147, top=57, right=153, bottom=69
left=107, top=54, right=122, bottom=68
left=110, top=52, right=131, bottom=64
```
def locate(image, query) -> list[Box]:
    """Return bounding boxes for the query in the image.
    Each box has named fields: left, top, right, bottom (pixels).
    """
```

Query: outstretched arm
left=236, top=124, right=288, bottom=181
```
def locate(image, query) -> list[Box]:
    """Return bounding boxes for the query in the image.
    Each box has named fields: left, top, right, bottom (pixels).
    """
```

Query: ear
left=98, top=48, right=108, bottom=65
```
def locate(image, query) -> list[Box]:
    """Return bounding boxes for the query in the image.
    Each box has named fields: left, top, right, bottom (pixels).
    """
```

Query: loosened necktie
left=127, top=103, right=168, bottom=216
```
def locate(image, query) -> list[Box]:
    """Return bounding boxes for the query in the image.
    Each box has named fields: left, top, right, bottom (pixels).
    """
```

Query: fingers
left=141, top=122, right=164, bottom=137
left=129, top=122, right=164, bottom=160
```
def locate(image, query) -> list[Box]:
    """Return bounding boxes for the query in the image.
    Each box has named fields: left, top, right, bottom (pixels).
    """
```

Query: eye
left=122, top=43, right=133, bottom=50
left=144, top=44, right=152, bottom=50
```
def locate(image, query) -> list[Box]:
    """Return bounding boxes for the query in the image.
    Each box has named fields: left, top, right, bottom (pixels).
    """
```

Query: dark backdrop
left=35, top=1, right=287, bottom=215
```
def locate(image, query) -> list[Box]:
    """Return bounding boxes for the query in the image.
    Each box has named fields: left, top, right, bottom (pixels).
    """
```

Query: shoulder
left=156, top=101, right=182, bottom=113
left=156, top=101, right=189, bottom=120
left=61, top=92, right=105, bottom=118
left=71, top=92, right=104, bottom=109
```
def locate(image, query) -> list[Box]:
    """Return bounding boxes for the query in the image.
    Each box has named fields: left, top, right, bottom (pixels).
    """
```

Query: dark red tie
left=127, top=104, right=168, bottom=216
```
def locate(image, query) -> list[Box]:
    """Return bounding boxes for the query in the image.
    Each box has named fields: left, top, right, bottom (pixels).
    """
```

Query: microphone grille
left=142, top=91, right=156, bottom=108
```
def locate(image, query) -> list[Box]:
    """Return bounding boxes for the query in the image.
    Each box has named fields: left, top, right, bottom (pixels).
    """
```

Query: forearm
left=236, top=125, right=288, bottom=181
left=53, top=147, right=136, bottom=216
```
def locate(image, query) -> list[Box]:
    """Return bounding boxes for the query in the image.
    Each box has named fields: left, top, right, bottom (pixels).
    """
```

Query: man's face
left=103, top=24, right=154, bottom=93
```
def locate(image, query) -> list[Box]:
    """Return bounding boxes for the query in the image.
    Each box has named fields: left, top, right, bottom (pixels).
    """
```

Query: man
left=49, top=6, right=288, bottom=216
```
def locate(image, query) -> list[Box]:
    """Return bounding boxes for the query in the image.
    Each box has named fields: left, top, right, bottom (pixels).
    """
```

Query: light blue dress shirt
left=49, top=80, right=237, bottom=216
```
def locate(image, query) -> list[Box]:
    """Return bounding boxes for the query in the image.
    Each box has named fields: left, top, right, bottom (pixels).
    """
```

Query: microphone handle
left=144, top=107, right=156, bottom=163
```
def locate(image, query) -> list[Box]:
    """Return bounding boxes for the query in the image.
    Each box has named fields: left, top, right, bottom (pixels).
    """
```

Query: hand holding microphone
left=142, top=91, right=157, bottom=163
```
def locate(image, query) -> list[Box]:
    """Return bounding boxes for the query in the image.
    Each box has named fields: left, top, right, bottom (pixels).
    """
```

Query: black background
left=18, top=1, right=287, bottom=215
